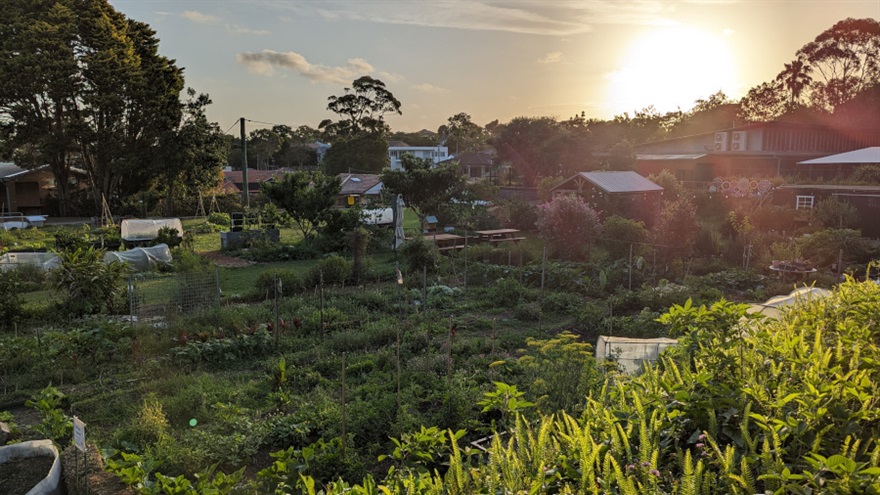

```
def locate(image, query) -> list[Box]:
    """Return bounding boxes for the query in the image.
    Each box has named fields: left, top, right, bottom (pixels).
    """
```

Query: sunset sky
left=108, top=1, right=880, bottom=133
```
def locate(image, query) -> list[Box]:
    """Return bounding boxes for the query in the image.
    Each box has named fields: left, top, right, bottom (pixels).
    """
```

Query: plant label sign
left=73, top=416, right=86, bottom=452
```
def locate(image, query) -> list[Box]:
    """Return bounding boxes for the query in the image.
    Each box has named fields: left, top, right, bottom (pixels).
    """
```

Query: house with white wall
left=388, top=141, right=449, bottom=170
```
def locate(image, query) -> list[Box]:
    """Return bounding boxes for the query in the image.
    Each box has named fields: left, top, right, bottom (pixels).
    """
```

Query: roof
left=798, top=147, right=880, bottom=165
left=777, top=184, right=880, bottom=193
left=554, top=171, right=664, bottom=194
left=337, top=173, right=383, bottom=195
left=0, top=163, right=48, bottom=181
left=637, top=153, right=707, bottom=161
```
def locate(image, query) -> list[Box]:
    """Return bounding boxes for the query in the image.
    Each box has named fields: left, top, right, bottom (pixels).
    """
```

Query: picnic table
left=426, top=233, right=465, bottom=253
left=475, top=229, right=525, bottom=244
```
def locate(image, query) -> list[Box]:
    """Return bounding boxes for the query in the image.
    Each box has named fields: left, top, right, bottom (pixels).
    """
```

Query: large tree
left=0, top=0, right=81, bottom=214
left=380, top=154, right=467, bottom=224
left=157, top=89, right=228, bottom=214
left=0, top=0, right=188, bottom=214
left=438, top=112, right=486, bottom=154
left=260, top=171, right=341, bottom=239
left=320, top=76, right=400, bottom=175
left=491, top=117, right=591, bottom=186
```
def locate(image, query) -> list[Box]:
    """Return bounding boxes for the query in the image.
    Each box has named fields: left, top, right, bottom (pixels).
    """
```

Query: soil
left=62, top=443, right=136, bottom=495
left=0, top=454, right=54, bottom=495
left=202, top=250, right=255, bottom=268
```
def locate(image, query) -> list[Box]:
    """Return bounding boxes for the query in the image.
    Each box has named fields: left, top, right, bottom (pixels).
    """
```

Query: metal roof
left=559, top=171, right=664, bottom=194
left=636, top=153, right=707, bottom=161
left=798, top=147, right=880, bottom=165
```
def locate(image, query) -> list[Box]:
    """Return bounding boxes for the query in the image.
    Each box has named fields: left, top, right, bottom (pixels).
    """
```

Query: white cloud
left=236, top=50, right=375, bottom=84
left=538, top=51, right=564, bottom=64
left=255, top=1, right=683, bottom=36
left=227, top=24, right=271, bottom=35
left=379, top=71, right=405, bottom=83
left=411, top=83, right=448, bottom=93
left=180, top=10, right=219, bottom=24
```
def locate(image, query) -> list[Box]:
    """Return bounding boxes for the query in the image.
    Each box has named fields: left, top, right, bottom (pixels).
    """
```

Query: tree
left=814, top=196, right=860, bottom=229
left=157, top=89, right=228, bottom=214
left=319, top=76, right=401, bottom=138
left=260, top=171, right=340, bottom=239
left=651, top=197, right=698, bottom=263
left=600, top=215, right=648, bottom=257
left=778, top=59, right=813, bottom=108
left=380, top=154, right=467, bottom=225
left=438, top=113, right=486, bottom=154
left=536, top=194, right=601, bottom=261
left=0, top=0, right=81, bottom=214
left=321, top=133, right=389, bottom=175
left=491, top=117, right=591, bottom=186
left=797, top=18, right=880, bottom=111
left=247, top=128, right=283, bottom=169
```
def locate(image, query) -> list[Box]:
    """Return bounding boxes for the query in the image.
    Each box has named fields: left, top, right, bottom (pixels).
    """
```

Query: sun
left=605, top=25, right=740, bottom=116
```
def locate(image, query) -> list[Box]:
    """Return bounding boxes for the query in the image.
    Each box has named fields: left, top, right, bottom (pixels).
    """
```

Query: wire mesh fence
left=128, top=269, right=220, bottom=322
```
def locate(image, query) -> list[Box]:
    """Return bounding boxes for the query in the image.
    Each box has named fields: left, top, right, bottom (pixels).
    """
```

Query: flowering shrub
left=536, top=194, right=601, bottom=261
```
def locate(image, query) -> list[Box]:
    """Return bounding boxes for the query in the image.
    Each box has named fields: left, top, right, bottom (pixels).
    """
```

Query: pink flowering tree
left=537, top=194, right=601, bottom=260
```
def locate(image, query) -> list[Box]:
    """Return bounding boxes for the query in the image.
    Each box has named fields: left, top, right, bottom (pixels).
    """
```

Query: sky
left=108, top=0, right=880, bottom=133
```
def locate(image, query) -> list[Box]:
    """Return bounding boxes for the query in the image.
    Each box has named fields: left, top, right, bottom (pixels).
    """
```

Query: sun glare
left=605, top=26, right=739, bottom=116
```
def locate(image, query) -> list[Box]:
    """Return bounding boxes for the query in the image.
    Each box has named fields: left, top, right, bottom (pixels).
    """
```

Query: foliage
left=303, top=255, right=352, bottom=287
left=260, top=171, right=341, bottom=239
left=796, top=228, right=868, bottom=267
left=652, top=197, right=699, bottom=263
left=600, top=215, right=649, bottom=257
left=52, top=246, right=129, bottom=316
left=849, top=164, right=880, bottom=184
left=814, top=196, right=860, bottom=229
left=154, top=227, right=182, bottom=249
left=0, top=269, right=24, bottom=330
left=536, top=194, right=601, bottom=261
left=349, top=227, right=371, bottom=283
left=319, top=76, right=401, bottom=138
left=321, top=133, right=390, bottom=175
left=491, top=116, right=591, bottom=185
left=26, top=386, right=72, bottom=445
left=316, top=207, right=363, bottom=254
left=381, top=154, right=469, bottom=224
left=208, top=212, right=231, bottom=228
left=399, top=236, right=436, bottom=275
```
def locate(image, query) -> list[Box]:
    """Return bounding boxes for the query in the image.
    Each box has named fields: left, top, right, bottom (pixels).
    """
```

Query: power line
left=222, top=118, right=240, bottom=135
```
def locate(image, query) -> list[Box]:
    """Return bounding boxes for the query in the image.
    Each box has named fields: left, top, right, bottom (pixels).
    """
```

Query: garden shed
left=595, top=336, right=678, bottom=374
left=551, top=171, right=663, bottom=224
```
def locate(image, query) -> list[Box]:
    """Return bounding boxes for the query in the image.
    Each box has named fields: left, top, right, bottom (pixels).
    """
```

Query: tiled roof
left=338, top=173, right=382, bottom=195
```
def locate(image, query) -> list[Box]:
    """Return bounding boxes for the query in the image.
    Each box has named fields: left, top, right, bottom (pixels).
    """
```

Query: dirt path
left=201, top=250, right=255, bottom=268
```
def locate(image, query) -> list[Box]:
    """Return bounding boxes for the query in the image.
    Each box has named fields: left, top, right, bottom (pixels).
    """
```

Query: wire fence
left=128, top=269, right=221, bottom=322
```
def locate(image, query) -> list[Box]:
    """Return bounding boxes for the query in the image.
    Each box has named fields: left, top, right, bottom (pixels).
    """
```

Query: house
left=336, top=173, right=383, bottom=207
left=0, top=162, right=89, bottom=216
left=634, top=121, right=880, bottom=184
left=388, top=141, right=449, bottom=171
left=439, top=149, right=506, bottom=182
left=221, top=169, right=291, bottom=196
left=551, top=171, right=664, bottom=224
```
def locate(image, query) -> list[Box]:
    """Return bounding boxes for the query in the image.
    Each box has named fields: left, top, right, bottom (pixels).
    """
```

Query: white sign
left=73, top=416, right=85, bottom=452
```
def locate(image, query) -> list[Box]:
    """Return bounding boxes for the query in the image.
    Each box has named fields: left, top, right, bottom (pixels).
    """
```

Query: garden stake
left=320, top=271, right=325, bottom=338
left=274, top=274, right=281, bottom=348
left=628, top=243, right=633, bottom=290
left=342, top=351, right=347, bottom=462
left=463, top=234, right=468, bottom=288
left=422, top=265, right=427, bottom=327
left=396, top=266, right=403, bottom=413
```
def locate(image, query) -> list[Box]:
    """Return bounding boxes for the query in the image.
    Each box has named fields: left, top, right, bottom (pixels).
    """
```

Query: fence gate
left=128, top=269, right=221, bottom=322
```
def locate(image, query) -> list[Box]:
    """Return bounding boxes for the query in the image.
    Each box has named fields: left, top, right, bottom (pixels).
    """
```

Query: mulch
left=201, top=250, right=256, bottom=268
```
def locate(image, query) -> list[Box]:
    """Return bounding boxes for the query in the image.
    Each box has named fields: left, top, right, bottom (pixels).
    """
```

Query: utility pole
left=240, top=117, right=249, bottom=208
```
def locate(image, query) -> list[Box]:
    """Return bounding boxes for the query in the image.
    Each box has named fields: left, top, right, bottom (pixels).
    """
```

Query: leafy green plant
left=0, top=269, right=24, bottom=330
left=26, top=386, right=72, bottom=445
left=52, top=246, right=129, bottom=316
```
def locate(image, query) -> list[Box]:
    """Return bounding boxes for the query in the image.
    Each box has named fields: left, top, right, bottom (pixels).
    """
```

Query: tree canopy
left=380, top=154, right=467, bottom=224
left=260, top=171, right=341, bottom=239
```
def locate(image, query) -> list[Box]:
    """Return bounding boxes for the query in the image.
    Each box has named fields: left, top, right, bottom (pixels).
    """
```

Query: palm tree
left=776, top=59, right=813, bottom=108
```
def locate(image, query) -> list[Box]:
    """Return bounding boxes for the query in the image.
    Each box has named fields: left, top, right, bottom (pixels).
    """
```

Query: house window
left=796, top=195, right=814, bottom=210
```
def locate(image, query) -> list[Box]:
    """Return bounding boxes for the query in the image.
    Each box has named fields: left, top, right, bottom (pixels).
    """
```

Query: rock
left=0, top=422, right=10, bottom=445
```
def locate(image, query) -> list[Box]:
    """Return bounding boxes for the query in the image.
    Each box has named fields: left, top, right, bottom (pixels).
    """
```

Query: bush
left=154, top=226, right=182, bottom=248
left=52, top=247, right=129, bottom=316
left=255, top=270, right=303, bottom=298
left=208, top=212, right=231, bottom=228
left=600, top=215, right=648, bottom=257
left=536, top=195, right=601, bottom=261
left=400, top=236, right=435, bottom=274
left=0, top=269, right=24, bottom=330
left=304, top=255, right=352, bottom=287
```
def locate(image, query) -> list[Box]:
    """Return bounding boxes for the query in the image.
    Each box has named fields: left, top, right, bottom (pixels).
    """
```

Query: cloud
left=180, top=10, right=219, bottom=24
left=538, top=51, right=564, bottom=64
left=236, top=50, right=375, bottom=83
left=227, top=24, right=271, bottom=35
left=255, top=1, right=682, bottom=36
left=411, top=83, right=448, bottom=93
left=379, top=71, right=405, bottom=83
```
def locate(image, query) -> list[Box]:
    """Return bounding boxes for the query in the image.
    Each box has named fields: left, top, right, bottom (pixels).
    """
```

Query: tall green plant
left=52, top=247, right=129, bottom=316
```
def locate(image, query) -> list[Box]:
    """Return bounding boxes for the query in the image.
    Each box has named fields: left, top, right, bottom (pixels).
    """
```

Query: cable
left=222, top=118, right=241, bottom=135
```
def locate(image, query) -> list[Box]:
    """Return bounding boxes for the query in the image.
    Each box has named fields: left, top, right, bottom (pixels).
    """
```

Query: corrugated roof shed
left=563, top=171, right=664, bottom=194
left=798, top=147, right=880, bottom=165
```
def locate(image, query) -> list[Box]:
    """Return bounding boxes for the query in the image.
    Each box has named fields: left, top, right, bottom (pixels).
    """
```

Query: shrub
left=0, top=269, right=24, bottom=330
left=600, top=215, right=648, bottom=257
left=651, top=197, right=698, bottom=263
left=399, top=236, right=435, bottom=274
left=208, top=212, right=231, bottom=228
left=514, top=301, right=542, bottom=321
left=255, top=269, right=303, bottom=297
left=536, top=194, right=601, bottom=261
left=154, top=226, right=182, bottom=248
left=492, top=277, right=525, bottom=308
left=304, top=255, right=352, bottom=287
left=52, top=247, right=129, bottom=316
